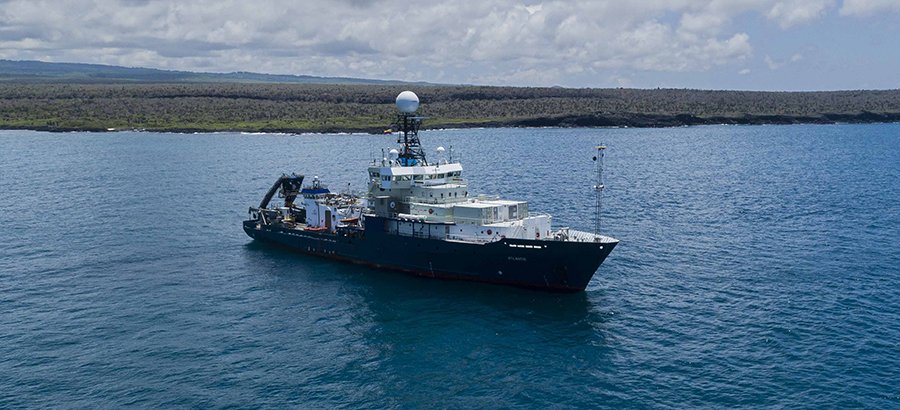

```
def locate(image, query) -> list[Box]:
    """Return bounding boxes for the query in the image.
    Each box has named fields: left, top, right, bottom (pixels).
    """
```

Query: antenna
left=393, top=91, right=427, bottom=167
left=592, top=145, right=606, bottom=239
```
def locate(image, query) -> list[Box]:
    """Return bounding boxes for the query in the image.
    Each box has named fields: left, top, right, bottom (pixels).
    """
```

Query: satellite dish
left=436, top=146, right=445, bottom=153
left=396, top=91, right=419, bottom=113
left=388, top=148, right=399, bottom=159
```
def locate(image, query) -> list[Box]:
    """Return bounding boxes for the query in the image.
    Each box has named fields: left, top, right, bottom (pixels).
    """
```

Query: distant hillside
left=0, top=59, right=427, bottom=85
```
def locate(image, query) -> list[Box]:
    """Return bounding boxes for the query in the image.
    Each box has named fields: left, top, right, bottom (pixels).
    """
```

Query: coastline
left=2, top=111, right=898, bottom=134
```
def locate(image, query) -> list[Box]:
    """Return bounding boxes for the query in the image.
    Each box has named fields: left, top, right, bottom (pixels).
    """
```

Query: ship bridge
left=368, top=162, right=464, bottom=192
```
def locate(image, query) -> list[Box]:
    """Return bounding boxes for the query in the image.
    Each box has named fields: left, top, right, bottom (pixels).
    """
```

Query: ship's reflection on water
left=244, top=240, right=613, bottom=406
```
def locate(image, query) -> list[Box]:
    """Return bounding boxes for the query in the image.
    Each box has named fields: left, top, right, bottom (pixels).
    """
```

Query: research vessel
left=243, top=91, right=618, bottom=292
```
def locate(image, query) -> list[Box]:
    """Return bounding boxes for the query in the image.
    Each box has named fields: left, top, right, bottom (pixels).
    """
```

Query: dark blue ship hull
left=243, top=216, right=616, bottom=292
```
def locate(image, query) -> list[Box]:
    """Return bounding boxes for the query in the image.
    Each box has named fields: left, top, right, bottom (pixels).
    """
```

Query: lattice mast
left=393, top=91, right=427, bottom=166
left=593, top=145, right=606, bottom=237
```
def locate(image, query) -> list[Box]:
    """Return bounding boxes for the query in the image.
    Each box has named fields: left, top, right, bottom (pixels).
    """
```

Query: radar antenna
left=392, top=91, right=427, bottom=166
left=592, top=145, right=606, bottom=239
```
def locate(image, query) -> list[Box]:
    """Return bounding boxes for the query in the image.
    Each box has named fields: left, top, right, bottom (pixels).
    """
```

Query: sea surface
left=1, top=124, right=898, bottom=408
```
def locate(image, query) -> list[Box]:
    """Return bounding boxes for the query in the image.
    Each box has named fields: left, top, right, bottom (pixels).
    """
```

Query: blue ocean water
left=0, top=124, right=898, bottom=408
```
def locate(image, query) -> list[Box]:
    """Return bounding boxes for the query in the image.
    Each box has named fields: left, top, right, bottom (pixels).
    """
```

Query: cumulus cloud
left=767, top=0, right=834, bottom=28
left=0, top=0, right=883, bottom=86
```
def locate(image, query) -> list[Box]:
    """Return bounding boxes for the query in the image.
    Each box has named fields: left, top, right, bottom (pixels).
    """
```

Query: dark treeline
left=1, top=83, right=898, bottom=133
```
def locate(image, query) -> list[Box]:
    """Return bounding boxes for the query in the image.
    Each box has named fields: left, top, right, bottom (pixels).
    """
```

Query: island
left=1, top=61, right=898, bottom=134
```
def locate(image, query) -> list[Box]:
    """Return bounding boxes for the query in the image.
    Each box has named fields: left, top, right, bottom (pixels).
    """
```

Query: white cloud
left=609, top=74, right=633, bottom=87
left=679, top=11, right=730, bottom=36
left=840, top=0, right=900, bottom=16
left=524, top=4, right=542, bottom=15
left=0, top=0, right=883, bottom=86
left=767, top=0, right=834, bottom=28
left=765, top=53, right=804, bottom=69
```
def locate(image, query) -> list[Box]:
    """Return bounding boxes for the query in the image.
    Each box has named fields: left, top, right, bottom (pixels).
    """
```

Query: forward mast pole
left=593, top=145, right=606, bottom=238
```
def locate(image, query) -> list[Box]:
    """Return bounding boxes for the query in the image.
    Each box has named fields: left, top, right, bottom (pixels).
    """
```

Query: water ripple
left=1, top=124, right=898, bottom=408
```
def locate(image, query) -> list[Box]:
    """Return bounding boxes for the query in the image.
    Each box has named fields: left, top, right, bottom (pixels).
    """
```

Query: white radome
left=396, top=91, right=419, bottom=113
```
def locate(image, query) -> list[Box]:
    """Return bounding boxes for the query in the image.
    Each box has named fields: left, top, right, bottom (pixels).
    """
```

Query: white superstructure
left=366, top=154, right=552, bottom=242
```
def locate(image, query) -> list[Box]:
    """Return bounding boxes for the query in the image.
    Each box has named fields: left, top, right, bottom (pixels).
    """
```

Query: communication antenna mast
left=592, top=145, right=606, bottom=238
left=393, top=91, right=427, bottom=166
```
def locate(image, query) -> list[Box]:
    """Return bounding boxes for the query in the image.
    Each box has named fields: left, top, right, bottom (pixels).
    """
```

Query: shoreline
left=2, top=111, right=898, bottom=134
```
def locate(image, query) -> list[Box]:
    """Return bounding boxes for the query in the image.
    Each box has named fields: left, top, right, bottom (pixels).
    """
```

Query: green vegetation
left=1, top=83, right=898, bottom=133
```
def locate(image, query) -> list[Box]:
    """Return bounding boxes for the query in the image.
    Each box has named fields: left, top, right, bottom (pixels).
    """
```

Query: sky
left=1, top=0, right=898, bottom=90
